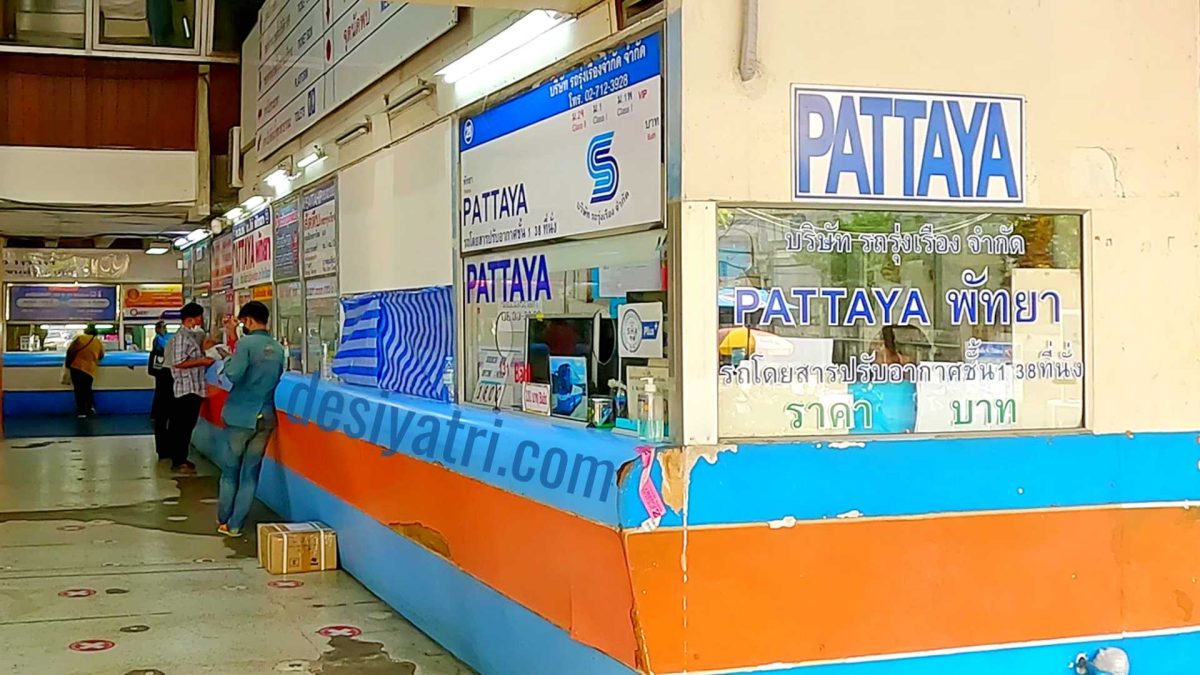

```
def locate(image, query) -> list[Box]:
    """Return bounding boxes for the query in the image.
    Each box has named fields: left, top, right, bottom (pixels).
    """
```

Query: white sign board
left=618, top=302, right=664, bottom=359
left=791, top=86, right=1024, bottom=204
left=232, top=208, right=273, bottom=288
left=303, top=179, right=338, bottom=278
left=256, top=1, right=458, bottom=158
left=522, top=383, right=551, bottom=416
left=459, top=33, right=663, bottom=252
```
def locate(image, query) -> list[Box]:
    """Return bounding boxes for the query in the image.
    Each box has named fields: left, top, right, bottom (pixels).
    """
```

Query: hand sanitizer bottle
left=637, top=377, right=665, bottom=443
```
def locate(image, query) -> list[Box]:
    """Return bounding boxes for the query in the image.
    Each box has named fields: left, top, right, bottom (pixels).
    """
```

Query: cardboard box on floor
left=257, top=522, right=338, bottom=574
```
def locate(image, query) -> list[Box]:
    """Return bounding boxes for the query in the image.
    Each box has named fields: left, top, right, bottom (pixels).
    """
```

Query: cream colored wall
left=0, top=147, right=198, bottom=206
left=676, top=0, right=1200, bottom=434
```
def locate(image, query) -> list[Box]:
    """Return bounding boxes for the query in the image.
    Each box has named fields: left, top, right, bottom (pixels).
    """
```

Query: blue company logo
left=587, top=131, right=620, bottom=204
left=462, top=119, right=475, bottom=146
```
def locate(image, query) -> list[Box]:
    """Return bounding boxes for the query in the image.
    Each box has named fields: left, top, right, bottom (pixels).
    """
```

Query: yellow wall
left=676, top=0, right=1200, bottom=434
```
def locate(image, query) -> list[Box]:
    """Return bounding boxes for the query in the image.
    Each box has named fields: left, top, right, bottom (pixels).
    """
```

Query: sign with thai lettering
left=212, top=234, right=234, bottom=290
left=9, top=285, right=117, bottom=322
left=791, top=87, right=1024, bottom=204
left=273, top=195, right=301, bottom=281
left=302, top=179, right=337, bottom=278
left=255, top=0, right=457, bottom=158
left=233, top=207, right=273, bottom=288
left=123, top=284, right=184, bottom=319
left=458, top=33, right=663, bottom=252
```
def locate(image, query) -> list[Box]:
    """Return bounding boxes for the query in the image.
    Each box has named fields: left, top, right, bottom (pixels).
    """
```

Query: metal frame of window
left=0, top=0, right=239, bottom=63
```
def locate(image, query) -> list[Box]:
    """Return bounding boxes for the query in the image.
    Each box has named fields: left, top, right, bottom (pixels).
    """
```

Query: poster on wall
left=212, top=234, right=234, bottom=290
left=790, top=86, right=1025, bottom=204
left=122, top=284, right=184, bottom=320
left=458, top=33, right=663, bottom=252
left=273, top=195, right=301, bottom=281
left=233, top=207, right=273, bottom=288
left=9, top=285, right=118, bottom=322
left=302, top=179, right=338, bottom=278
left=192, top=239, right=212, bottom=289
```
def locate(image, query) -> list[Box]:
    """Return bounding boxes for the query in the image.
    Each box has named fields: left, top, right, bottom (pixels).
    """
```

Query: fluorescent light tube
left=436, top=11, right=574, bottom=84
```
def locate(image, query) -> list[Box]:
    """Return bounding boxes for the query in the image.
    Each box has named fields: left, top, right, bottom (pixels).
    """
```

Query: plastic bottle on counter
left=442, top=355, right=456, bottom=404
left=637, top=377, right=665, bottom=443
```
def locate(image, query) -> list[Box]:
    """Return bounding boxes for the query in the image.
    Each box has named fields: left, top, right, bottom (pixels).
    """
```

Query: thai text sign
left=10, top=285, right=117, bottom=322
left=458, top=33, right=663, bottom=252
left=791, top=87, right=1024, bottom=204
left=234, top=207, right=273, bottom=288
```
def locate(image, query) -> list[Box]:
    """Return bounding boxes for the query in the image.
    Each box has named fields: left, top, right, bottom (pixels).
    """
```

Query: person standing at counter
left=148, top=320, right=174, bottom=460
left=216, top=301, right=285, bottom=537
left=166, top=304, right=214, bottom=475
left=65, top=325, right=104, bottom=418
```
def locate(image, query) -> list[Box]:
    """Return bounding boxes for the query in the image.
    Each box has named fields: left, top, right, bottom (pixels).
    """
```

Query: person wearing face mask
left=164, top=303, right=215, bottom=474
left=215, top=301, right=285, bottom=537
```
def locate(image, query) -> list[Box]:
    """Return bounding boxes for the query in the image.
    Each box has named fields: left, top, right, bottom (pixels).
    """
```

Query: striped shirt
left=167, top=329, right=207, bottom=398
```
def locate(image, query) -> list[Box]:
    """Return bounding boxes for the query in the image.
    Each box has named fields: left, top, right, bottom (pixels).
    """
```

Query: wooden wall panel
left=0, top=54, right=198, bottom=150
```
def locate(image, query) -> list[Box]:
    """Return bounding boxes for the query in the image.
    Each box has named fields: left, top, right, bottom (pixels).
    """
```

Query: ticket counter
left=3, top=351, right=156, bottom=417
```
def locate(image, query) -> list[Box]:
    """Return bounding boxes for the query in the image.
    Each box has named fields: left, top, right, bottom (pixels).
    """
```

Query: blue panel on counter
left=3, top=389, right=154, bottom=417
left=5, top=351, right=151, bottom=368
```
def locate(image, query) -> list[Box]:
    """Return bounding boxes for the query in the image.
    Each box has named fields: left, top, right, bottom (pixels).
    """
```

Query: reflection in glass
left=1, top=0, right=86, bottom=48
left=98, top=0, right=195, bottom=49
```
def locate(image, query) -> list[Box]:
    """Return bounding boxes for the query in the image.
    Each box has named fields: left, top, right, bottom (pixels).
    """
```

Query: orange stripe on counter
left=626, top=506, right=1200, bottom=673
left=268, top=416, right=639, bottom=669
left=201, top=386, right=228, bottom=426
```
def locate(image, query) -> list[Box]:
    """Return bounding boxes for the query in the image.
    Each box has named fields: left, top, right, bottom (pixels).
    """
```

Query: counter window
left=463, top=230, right=671, bottom=435
left=717, top=208, right=1083, bottom=438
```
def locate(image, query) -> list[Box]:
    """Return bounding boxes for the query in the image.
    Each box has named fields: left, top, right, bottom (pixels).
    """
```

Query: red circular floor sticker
left=317, top=625, right=362, bottom=638
left=69, top=639, right=115, bottom=652
left=58, top=588, right=96, bottom=598
left=268, top=579, right=304, bottom=589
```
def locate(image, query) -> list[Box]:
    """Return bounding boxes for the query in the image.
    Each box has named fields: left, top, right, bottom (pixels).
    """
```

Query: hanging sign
left=123, top=284, right=183, bottom=319
left=233, top=207, right=273, bottom=288
left=458, top=33, right=663, bottom=252
left=791, top=86, right=1024, bottom=204
left=212, top=234, right=235, bottom=290
left=273, top=195, right=301, bottom=281
left=9, top=285, right=117, bottom=322
left=302, top=179, right=338, bottom=278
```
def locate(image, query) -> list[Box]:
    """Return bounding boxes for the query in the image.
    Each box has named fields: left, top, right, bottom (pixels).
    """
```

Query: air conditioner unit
left=228, top=126, right=243, bottom=188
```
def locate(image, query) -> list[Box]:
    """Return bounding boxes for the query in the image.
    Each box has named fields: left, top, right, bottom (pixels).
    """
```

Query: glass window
left=463, top=230, right=671, bottom=433
left=276, top=280, right=304, bottom=371
left=1, top=0, right=85, bottom=48
left=209, top=0, right=256, bottom=54
left=304, top=275, right=338, bottom=375
left=97, top=0, right=195, bottom=49
left=717, top=208, right=1083, bottom=438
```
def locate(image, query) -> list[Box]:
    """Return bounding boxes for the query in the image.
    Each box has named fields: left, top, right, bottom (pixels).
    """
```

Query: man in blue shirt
left=217, top=301, right=285, bottom=537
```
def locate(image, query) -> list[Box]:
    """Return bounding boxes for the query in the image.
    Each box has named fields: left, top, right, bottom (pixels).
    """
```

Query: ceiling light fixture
left=436, top=11, right=575, bottom=84
left=242, top=195, right=267, bottom=211
left=145, top=245, right=170, bottom=255
left=296, top=147, right=325, bottom=169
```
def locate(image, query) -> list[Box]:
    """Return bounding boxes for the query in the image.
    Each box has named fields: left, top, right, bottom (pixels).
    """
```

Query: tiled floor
left=0, top=433, right=473, bottom=675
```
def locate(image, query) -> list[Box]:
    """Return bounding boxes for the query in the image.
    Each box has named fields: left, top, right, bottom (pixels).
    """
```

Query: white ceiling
left=0, top=207, right=192, bottom=240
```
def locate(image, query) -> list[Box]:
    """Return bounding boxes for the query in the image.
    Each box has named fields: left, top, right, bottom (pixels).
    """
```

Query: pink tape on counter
left=635, top=445, right=667, bottom=520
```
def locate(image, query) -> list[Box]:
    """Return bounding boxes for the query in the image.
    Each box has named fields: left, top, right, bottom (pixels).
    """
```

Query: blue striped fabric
left=332, top=293, right=382, bottom=388
left=378, top=285, right=454, bottom=401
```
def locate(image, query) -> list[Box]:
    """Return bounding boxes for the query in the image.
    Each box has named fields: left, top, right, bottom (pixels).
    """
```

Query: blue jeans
left=218, top=417, right=273, bottom=532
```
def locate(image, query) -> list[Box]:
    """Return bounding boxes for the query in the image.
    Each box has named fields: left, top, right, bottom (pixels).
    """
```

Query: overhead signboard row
left=255, top=0, right=459, bottom=159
